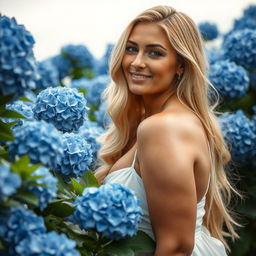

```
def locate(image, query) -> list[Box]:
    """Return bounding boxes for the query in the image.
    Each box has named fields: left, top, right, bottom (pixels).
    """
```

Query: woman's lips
left=129, top=72, right=152, bottom=82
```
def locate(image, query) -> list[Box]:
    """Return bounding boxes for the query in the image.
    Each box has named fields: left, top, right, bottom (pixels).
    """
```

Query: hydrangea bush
left=198, top=22, right=219, bottom=41
left=27, top=166, right=57, bottom=210
left=33, top=87, right=88, bottom=132
left=0, top=14, right=40, bottom=98
left=0, top=206, right=46, bottom=255
left=219, top=110, right=256, bottom=164
left=222, top=29, right=256, bottom=70
left=86, top=75, right=111, bottom=106
left=77, top=120, right=105, bottom=166
left=208, top=60, right=249, bottom=101
left=37, top=59, right=59, bottom=89
left=16, top=231, right=81, bottom=256
left=61, top=44, right=94, bottom=69
left=0, top=163, right=21, bottom=200
left=7, top=120, right=64, bottom=170
left=72, top=183, right=142, bottom=240
left=55, top=133, right=93, bottom=180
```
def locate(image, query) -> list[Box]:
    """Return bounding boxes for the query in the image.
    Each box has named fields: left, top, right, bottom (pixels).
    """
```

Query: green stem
left=92, top=233, right=103, bottom=256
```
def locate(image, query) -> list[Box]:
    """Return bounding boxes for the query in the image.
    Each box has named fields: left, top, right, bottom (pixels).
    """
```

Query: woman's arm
left=137, top=114, right=199, bottom=256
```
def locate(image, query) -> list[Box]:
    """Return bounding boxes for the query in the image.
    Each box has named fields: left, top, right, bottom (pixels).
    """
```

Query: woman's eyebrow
left=127, top=40, right=167, bottom=51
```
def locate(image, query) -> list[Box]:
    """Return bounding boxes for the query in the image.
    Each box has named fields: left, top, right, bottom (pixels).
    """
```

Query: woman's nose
left=131, top=53, right=146, bottom=69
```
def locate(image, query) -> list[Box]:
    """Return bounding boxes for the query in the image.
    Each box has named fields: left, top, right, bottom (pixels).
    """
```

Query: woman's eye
left=125, top=46, right=137, bottom=53
left=149, top=50, right=164, bottom=57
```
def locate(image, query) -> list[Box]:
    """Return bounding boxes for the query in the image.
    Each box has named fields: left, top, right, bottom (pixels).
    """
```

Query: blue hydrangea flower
left=222, top=29, right=256, bottom=69
left=94, top=43, right=114, bottom=76
left=70, top=77, right=91, bottom=92
left=219, top=110, right=256, bottom=163
left=86, top=75, right=111, bottom=106
left=2, top=100, right=34, bottom=127
left=208, top=60, right=249, bottom=101
left=243, top=4, right=256, bottom=19
left=33, top=87, right=89, bottom=132
left=50, top=54, right=72, bottom=81
left=0, top=206, right=46, bottom=255
left=72, top=183, right=142, bottom=240
left=37, top=59, right=59, bottom=90
left=7, top=120, right=64, bottom=170
left=16, top=231, right=80, bottom=256
left=198, top=22, right=219, bottom=41
left=205, top=48, right=224, bottom=65
left=77, top=121, right=105, bottom=165
left=94, top=101, right=111, bottom=128
left=56, top=133, right=93, bottom=180
left=0, top=14, right=40, bottom=97
left=233, top=16, right=256, bottom=31
left=61, top=44, right=94, bottom=69
left=0, top=162, right=21, bottom=200
left=27, top=166, right=57, bottom=210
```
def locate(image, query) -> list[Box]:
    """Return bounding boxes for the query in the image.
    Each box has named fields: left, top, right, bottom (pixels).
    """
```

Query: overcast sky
left=0, top=0, right=254, bottom=60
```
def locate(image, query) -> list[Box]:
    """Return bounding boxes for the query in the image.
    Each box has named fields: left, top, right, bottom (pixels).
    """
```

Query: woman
left=95, top=5, right=239, bottom=255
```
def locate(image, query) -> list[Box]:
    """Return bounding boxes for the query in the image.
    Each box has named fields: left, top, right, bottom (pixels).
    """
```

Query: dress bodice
left=104, top=147, right=227, bottom=255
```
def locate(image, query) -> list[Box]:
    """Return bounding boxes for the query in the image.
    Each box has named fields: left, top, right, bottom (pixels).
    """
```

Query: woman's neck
left=141, top=90, right=177, bottom=118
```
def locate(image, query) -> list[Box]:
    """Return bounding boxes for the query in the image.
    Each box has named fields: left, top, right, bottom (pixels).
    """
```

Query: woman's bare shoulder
left=137, top=110, right=205, bottom=143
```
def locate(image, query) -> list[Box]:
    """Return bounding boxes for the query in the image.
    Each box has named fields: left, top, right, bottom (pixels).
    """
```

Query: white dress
left=104, top=148, right=227, bottom=255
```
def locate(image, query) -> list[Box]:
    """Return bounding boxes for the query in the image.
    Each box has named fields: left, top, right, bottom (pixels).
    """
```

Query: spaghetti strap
left=131, top=149, right=137, bottom=168
left=203, top=141, right=212, bottom=197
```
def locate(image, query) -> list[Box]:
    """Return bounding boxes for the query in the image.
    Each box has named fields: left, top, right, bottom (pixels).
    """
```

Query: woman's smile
left=129, top=72, right=153, bottom=83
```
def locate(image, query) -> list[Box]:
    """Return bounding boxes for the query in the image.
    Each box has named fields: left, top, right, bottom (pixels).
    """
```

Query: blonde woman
left=95, top=5, right=239, bottom=256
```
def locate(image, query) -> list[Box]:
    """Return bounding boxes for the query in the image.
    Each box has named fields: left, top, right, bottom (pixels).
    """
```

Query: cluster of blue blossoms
left=0, top=206, right=80, bottom=255
left=61, top=44, right=94, bottom=69
left=33, top=87, right=88, bottom=132
left=8, top=120, right=64, bottom=170
left=55, top=133, right=93, bottom=180
left=0, top=163, right=21, bottom=200
left=27, top=166, right=57, bottom=210
left=94, top=43, right=114, bottom=76
left=208, top=60, right=249, bottom=101
left=219, top=110, right=256, bottom=163
left=77, top=120, right=105, bottom=165
left=37, top=59, right=59, bottom=89
left=50, top=54, right=72, bottom=81
left=198, top=22, right=219, bottom=41
left=72, top=183, right=142, bottom=240
left=222, top=29, right=256, bottom=70
left=0, top=14, right=40, bottom=98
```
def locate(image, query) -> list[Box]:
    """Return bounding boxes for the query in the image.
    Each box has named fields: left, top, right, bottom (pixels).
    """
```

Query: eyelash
left=125, top=46, right=165, bottom=57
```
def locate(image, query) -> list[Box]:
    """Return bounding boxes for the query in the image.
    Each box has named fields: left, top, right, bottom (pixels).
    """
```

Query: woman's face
left=122, top=22, right=181, bottom=96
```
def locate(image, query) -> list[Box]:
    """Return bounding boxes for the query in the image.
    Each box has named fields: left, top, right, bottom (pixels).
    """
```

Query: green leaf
left=102, top=246, right=134, bottom=256
left=0, top=120, right=15, bottom=141
left=14, top=191, right=39, bottom=206
left=53, top=172, right=73, bottom=195
left=0, top=148, right=9, bottom=160
left=0, top=107, right=26, bottom=119
left=17, top=96, right=34, bottom=103
left=11, top=155, right=42, bottom=180
left=78, top=88, right=88, bottom=95
left=103, top=231, right=155, bottom=255
left=43, top=200, right=74, bottom=218
left=0, top=238, right=6, bottom=250
left=0, top=94, right=15, bottom=106
left=71, top=178, right=84, bottom=196
left=80, top=170, right=99, bottom=188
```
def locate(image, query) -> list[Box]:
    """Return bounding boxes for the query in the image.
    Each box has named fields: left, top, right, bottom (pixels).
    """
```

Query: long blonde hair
left=95, top=5, right=240, bottom=249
